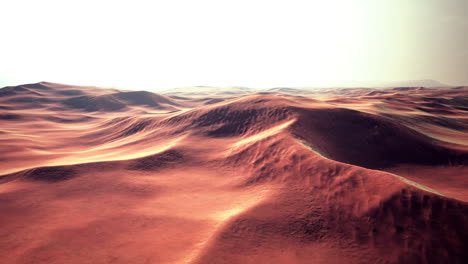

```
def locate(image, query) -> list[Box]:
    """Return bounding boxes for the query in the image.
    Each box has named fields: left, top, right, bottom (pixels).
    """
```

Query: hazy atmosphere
left=1, top=0, right=467, bottom=90
left=2, top=1, right=468, bottom=263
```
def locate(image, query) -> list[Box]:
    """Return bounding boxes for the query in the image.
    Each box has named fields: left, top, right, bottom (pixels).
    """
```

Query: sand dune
left=1, top=82, right=467, bottom=264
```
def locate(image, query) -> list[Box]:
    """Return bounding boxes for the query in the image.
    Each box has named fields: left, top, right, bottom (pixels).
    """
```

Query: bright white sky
left=1, top=0, right=467, bottom=90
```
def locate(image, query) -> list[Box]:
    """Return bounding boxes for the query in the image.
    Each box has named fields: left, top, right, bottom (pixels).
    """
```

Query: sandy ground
left=1, top=82, right=467, bottom=264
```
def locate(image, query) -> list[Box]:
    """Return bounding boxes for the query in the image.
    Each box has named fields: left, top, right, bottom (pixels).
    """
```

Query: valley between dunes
left=1, top=82, right=467, bottom=264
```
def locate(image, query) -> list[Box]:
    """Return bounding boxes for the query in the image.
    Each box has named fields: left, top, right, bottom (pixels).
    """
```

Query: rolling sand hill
left=0, top=82, right=467, bottom=264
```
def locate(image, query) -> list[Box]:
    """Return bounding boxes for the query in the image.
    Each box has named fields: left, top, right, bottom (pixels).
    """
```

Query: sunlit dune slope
left=1, top=82, right=467, bottom=264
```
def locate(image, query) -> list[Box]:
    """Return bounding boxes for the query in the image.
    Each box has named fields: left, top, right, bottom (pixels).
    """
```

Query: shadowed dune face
left=0, top=82, right=467, bottom=264
left=291, top=107, right=467, bottom=169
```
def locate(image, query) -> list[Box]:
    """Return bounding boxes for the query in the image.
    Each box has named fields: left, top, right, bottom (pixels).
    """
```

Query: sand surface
left=1, top=82, right=467, bottom=264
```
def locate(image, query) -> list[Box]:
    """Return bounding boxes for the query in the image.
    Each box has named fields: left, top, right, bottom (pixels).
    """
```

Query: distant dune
left=1, top=82, right=467, bottom=264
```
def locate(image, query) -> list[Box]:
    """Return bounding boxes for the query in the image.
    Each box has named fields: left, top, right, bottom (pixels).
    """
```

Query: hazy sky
left=1, top=0, right=467, bottom=90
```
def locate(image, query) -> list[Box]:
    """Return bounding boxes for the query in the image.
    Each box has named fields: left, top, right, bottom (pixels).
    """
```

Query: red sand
left=1, top=82, right=467, bottom=264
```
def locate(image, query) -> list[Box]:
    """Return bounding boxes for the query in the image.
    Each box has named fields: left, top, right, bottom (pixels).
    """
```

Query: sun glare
left=1, top=0, right=467, bottom=89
